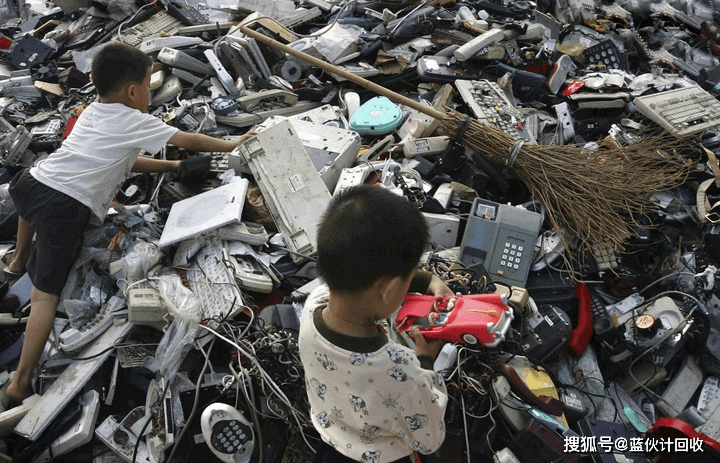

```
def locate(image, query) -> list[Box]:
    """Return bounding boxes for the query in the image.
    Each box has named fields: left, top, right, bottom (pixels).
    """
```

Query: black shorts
left=8, top=169, right=91, bottom=296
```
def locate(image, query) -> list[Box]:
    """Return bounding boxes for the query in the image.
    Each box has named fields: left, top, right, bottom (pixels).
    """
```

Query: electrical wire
left=637, top=271, right=696, bottom=295
left=460, top=394, right=471, bottom=463
left=229, top=361, right=264, bottom=463
left=132, top=378, right=170, bottom=463
left=485, top=386, right=499, bottom=456
left=58, top=341, right=159, bottom=361
left=224, top=0, right=356, bottom=42
left=389, top=0, right=432, bottom=34
left=165, top=337, right=216, bottom=463
left=116, top=0, right=160, bottom=44
left=198, top=323, right=316, bottom=453
left=627, top=291, right=705, bottom=405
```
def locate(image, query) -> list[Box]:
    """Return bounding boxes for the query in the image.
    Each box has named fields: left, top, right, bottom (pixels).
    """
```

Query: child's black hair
left=317, top=185, right=429, bottom=293
left=91, top=43, right=152, bottom=97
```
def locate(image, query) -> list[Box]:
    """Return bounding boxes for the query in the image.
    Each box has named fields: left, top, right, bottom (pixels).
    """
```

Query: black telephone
left=166, top=1, right=209, bottom=26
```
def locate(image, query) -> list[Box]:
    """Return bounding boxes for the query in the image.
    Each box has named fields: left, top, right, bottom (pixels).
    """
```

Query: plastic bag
left=63, top=268, right=114, bottom=328
left=84, top=222, right=122, bottom=249
left=59, top=246, right=116, bottom=306
left=152, top=318, right=198, bottom=380
left=0, top=183, right=16, bottom=219
left=80, top=268, right=114, bottom=306
left=72, top=41, right=112, bottom=73
left=555, top=346, right=611, bottom=416
left=313, top=23, right=362, bottom=63
left=122, top=240, right=163, bottom=280
left=64, top=299, right=100, bottom=329
left=156, top=271, right=202, bottom=323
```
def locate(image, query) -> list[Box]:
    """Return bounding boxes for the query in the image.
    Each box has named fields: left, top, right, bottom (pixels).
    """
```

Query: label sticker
left=286, top=174, right=306, bottom=192
left=564, top=395, right=583, bottom=410
left=414, top=139, right=431, bottom=152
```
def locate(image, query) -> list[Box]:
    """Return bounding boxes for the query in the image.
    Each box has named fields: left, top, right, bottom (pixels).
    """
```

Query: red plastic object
left=568, top=283, right=592, bottom=356
left=562, top=80, right=585, bottom=96
left=395, top=293, right=514, bottom=347
left=500, top=363, right=565, bottom=416
left=62, top=115, right=79, bottom=140
left=646, top=417, right=720, bottom=461
left=0, top=36, right=13, bottom=50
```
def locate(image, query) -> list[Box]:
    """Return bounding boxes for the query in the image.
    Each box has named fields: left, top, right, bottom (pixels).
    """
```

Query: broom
left=238, top=26, right=691, bottom=263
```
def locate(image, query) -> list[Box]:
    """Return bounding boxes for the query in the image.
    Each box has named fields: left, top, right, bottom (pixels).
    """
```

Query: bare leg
left=8, top=216, right=32, bottom=273
left=6, top=287, right=58, bottom=401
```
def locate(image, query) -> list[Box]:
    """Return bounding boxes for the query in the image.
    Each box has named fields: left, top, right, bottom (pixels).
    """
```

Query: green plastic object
left=349, top=96, right=404, bottom=135
left=623, top=406, right=649, bottom=433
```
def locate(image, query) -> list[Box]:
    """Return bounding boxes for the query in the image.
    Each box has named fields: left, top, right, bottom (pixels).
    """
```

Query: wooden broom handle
left=238, top=25, right=448, bottom=120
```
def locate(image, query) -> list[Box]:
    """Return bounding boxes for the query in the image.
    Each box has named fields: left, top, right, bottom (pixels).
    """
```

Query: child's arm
left=132, top=156, right=181, bottom=173
left=168, top=131, right=255, bottom=152
left=132, top=130, right=256, bottom=174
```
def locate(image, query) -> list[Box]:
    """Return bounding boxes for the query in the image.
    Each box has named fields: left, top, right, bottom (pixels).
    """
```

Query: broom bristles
left=438, top=108, right=692, bottom=265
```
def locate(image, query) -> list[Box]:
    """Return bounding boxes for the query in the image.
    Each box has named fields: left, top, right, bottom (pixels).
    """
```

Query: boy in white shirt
left=4, top=43, right=252, bottom=403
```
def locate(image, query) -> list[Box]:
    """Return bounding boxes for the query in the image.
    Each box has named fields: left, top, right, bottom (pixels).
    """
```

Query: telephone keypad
left=500, top=239, right=525, bottom=272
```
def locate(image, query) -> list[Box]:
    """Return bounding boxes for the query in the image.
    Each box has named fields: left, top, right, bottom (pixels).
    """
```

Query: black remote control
left=590, top=288, right=618, bottom=343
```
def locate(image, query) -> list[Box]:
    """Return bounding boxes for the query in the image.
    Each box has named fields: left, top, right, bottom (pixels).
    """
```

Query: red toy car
left=396, top=293, right=514, bottom=346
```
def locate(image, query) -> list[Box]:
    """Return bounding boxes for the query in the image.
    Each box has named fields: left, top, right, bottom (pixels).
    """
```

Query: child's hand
left=426, top=274, right=454, bottom=309
left=179, top=155, right=212, bottom=180
left=427, top=274, right=453, bottom=299
left=237, top=130, right=257, bottom=145
left=410, top=326, right=443, bottom=359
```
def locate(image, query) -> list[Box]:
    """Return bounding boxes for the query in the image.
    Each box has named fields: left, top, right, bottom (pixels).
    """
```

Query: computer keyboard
left=183, top=238, right=244, bottom=322
left=454, top=79, right=536, bottom=143
left=633, top=85, right=720, bottom=137
left=115, top=11, right=183, bottom=47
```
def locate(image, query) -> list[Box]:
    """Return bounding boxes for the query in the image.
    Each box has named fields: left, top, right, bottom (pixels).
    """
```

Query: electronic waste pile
left=1, top=0, right=720, bottom=462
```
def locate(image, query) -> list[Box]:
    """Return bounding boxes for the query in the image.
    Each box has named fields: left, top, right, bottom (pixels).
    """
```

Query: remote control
left=590, top=288, right=618, bottom=343
left=200, top=403, right=254, bottom=463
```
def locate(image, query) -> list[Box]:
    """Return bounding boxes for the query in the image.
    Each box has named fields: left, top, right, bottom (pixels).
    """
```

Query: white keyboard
left=454, top=79, right=535, bottom=143
left=633, top=85, right=720, bottom=137
left=184, top=238, right=244, bottom=322
left=115, top=11, right=183, bottom=47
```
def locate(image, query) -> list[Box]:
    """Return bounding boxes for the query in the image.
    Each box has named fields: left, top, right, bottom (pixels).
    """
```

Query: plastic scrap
left=0, top=0, right=719, bottom=462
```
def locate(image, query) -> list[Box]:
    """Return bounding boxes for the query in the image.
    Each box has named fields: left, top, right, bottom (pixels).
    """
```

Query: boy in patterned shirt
left=298, top=185, right=450, bottom=462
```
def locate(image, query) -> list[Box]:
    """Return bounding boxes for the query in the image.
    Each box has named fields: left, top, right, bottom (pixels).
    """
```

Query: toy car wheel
left=462, top=334, right=478, bottom=345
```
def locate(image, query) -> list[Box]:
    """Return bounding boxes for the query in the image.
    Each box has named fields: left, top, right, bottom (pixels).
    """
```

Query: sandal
left=2, top=267, right=23, bottom=278
left=0, top=372, right=13, bottom=412
left=1, top=250, right=24, bottom=277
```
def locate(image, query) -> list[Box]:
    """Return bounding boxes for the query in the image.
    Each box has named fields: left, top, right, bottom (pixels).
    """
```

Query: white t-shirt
left=30, top=102, right=179, bottom=224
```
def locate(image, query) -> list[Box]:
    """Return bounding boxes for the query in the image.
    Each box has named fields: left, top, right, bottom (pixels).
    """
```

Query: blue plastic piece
left=349, top=96, right=404, bottom=136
